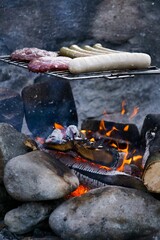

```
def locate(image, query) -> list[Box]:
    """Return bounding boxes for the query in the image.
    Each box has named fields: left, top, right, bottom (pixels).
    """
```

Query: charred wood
left=73, top=141, right=119, bottom=168
left=81, top=119, right=140, bottom=146
left=141, top=114, right=160, bottom=145
left=45, top=140, right=119, bottom=168
left=48, top=150, right=146, bottom=191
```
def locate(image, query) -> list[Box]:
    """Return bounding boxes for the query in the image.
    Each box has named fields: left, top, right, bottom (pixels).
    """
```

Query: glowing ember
left=68, top=185, right=89, bottom=197
left=35, top=136, right=45, bottom=145
left=46, top=117, right=143, bottom=179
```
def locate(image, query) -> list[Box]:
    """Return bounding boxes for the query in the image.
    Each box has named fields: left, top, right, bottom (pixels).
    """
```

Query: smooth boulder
left=0, top=123, right=30, bottom=182
left=4, top=150, right=79, bottom=201
left=4, top=202, right=56, bottom=234
left=49, top=186, right=160, bottom=240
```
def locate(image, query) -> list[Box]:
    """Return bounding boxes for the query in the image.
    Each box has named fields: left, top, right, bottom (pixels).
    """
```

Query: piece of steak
left=28, top=56, right=72, bottom=72
left=10, top=48, right=58, bottom=61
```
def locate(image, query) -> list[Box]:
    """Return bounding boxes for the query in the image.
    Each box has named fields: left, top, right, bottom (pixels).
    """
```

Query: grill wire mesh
left=0, top=55, right=160, bottom=81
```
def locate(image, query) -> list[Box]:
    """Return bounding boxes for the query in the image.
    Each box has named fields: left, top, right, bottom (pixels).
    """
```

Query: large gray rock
left=4, top=150, right=79, bottom=201
left=4, top=202, right=56, bottom=234
left=0, top=123, right=30, bottom=182
left=0, top=88, right=24, bottom=131
left=49, top=186, right=160, bottom=240
left=91, top=1, right=160, bottom=66
left=70, top=74, right=160, bottom=129
left=0, top=1, right=160, bottom=66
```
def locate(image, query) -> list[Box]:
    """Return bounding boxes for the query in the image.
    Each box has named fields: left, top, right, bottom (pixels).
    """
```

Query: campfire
left=0, top=46, right=160, bottom=239
left=40, top=117, right=144, bottom=196
left=41, top=100, right=143, bottom=186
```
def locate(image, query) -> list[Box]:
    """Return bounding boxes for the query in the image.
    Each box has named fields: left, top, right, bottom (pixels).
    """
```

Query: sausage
left=59, top=47, right=92, bottom=58
left=82, top=45, right=115, bottom=54
left=70, top=45, right=97, bottom=55
left=93, top=43, right=121, bottom=53
left=68, top=52, right=151, bottom=74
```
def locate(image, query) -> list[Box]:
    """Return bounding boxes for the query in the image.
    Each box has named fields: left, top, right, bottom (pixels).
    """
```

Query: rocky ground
left=0, top=1, right=160, bottom=132
left=0, top=1, right=160, bottom=239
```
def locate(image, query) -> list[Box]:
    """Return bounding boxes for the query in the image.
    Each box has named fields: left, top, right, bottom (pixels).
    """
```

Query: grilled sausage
left=83, top=45, right=116, bottom=54
left=70, top=45, right=97, bottom=55
left=60, top=47, right=92, bottom=58
left=93, top=43, right=121, bottom=53
left=69, top=52, right=151, bottom=74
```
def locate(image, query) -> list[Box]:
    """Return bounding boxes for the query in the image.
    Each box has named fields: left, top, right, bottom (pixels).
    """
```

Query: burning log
left=48, top=150, right=146, bottom=191
left=141, top=114, right=160, bottom=193
left=74, top=141, right=119, bottom=168
left=81, top=119, right=140, bottom=146
left=45, top=141, right=119, bottom=168
left=141, top=114, right=160, bottom=142
left=45, top=125, right=119, bottom=168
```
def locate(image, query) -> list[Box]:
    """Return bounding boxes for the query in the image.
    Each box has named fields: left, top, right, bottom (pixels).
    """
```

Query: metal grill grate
left=0, top=55, right=160, bottom=81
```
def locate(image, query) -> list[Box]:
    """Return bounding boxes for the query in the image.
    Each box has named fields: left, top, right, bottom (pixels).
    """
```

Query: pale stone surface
left=4, top=202, right=56, bottom=234
left=49, top=186, right=160, bottom=240
left=0, top=1, right=160, bottom=133
left=3, top=150, right=79, bottom=201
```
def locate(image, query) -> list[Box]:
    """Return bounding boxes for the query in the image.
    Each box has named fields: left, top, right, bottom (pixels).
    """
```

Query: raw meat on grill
left=10, top=47, right=58, bottom=61
left=28, top=56, right=72, bottom=72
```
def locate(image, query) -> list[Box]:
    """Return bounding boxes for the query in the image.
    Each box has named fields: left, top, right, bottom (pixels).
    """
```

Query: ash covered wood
left=141, top=114, right=160, bottom=193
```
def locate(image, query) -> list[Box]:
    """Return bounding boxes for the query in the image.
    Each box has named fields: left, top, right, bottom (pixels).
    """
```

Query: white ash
left=65, top=125, right=80, bottom=140
left=45, top=125, right=81, bottom=144
left=45, top=129, right=65, bottom=144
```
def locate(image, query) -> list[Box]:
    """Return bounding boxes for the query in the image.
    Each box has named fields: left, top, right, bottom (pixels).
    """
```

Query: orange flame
left=99, top=119, right=106, bottom=131
left=123, top=125, right=129, bottom=132
left=121, top=100, right=126, bottom=115
left=129, top=107, right=139, bottom=120
left=99, top=165, right=112, bottom=171
left=132, top=155, right=142, bottom=162
left=117, top=143, right=130, bottom=171
left=54, top=123, right=64, bottom=130
left=106, top=126, right=118, bottom=137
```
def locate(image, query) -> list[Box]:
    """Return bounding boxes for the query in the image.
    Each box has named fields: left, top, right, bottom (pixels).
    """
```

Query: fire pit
left=0, top=47, right=160, bottom=239
left=1, top=0, right=160, bottom=239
